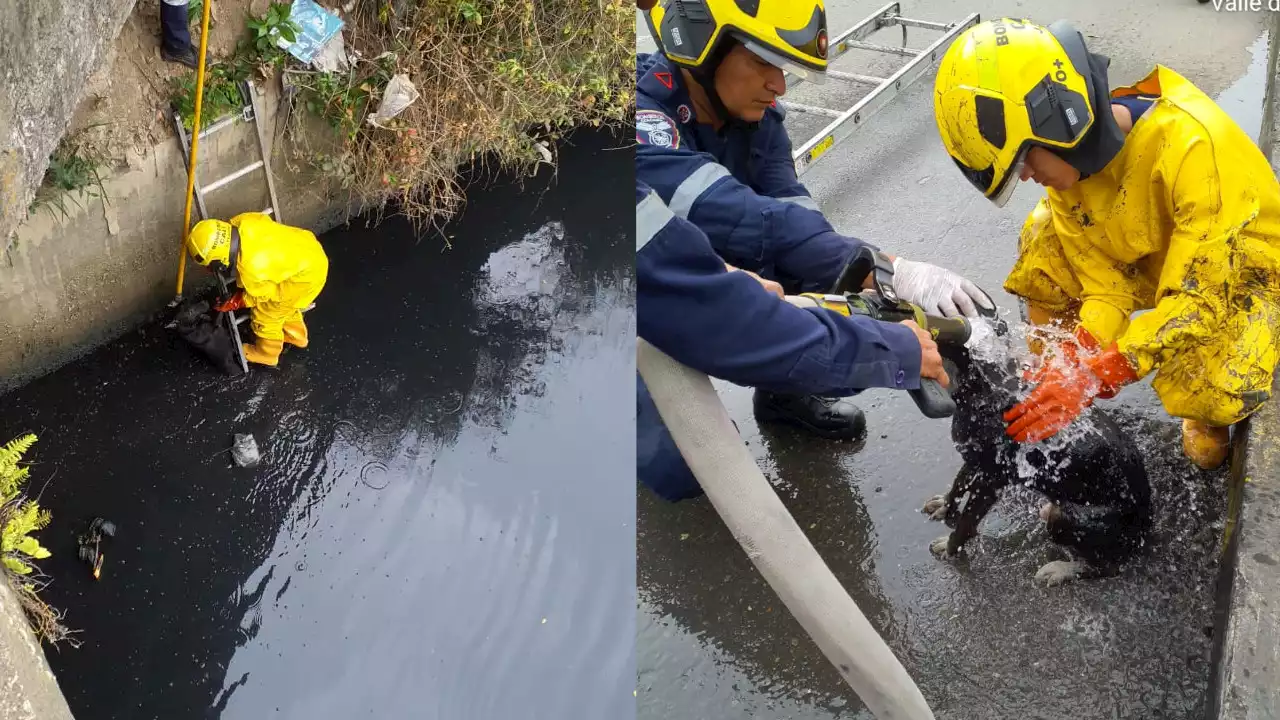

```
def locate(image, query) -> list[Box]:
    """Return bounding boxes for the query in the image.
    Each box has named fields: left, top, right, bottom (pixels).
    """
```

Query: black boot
left=160, top=1, right=199, bottom=69
left=161, top=45, right=200, bottom=70
left=752, top=390, right=868, bottom=441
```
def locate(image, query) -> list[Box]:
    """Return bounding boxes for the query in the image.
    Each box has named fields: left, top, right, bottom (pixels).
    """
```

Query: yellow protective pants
left=249, top=303, right=306, bottom=342
left=230, top=211, right=328, bottom=345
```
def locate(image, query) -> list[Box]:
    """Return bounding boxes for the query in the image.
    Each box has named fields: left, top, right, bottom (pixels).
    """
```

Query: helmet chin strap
left=212, top=228, right=241, bottom=277
left=1054, top=51, right=1125, bottom=181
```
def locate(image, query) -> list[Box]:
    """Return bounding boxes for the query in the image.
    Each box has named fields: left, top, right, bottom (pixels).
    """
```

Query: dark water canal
left=0, top=128, right=635, bottom=719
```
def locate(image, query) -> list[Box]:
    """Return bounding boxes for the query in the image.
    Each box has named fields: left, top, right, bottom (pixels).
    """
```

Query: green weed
left=30, top=140, right=108, bottom=220
left=245, top=2, right=300, bottom=59
left=0, top=434, right=70, bottom=645
left=171, top=0, right=632, bottom=232
left=295, top=0, right=633, bottom=228
left=169, top=65, right=246, bottom=132
left=169, top=2, right=301, bottom=131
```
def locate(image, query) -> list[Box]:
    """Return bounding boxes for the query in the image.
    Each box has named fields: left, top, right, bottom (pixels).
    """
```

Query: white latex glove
left=890, top=257, right=996, bottom=318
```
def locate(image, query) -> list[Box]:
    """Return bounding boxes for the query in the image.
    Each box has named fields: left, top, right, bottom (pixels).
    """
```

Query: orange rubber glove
left=214, top=291, right=246, bottom=313
left=1022, top=326, right=1123, bottom=400
left=1005, top=341, right=1139, bottom=443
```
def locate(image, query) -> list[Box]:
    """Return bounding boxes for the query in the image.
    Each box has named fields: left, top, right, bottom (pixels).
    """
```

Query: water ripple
left=359, top=461, right=391, bottom=490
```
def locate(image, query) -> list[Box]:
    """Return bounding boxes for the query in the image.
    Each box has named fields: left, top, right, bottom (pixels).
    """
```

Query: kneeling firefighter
left=934, top=18, right=1280, bottom=469
left=637, top=0, right=993, bottom=453
left=186, top=212, right=330, bottom=367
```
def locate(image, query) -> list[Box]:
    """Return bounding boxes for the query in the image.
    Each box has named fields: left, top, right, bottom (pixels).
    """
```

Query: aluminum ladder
left=170, top=78, right=283, bottom=223
left=782, top=2, right=980, bottom=177
left=170, top=79, right=283, bottom=375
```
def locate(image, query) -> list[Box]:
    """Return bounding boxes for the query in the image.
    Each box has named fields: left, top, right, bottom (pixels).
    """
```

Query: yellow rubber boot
left=244, top=338, right=284, bottom=367
left=1182, top=419, right=1231, bottom=470
left=283, top=320, right=309, bottom=348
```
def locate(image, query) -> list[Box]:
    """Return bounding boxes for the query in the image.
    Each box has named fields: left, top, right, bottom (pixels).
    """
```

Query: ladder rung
left=786, top=2, right=900, bottom=87
left=840, top=2, right=904, bottom=46
left=174, top=78, right=281, bottom=225
left=845, top=40, right=919, bottom=57
left=826, top=70, right=888, bottom=86
left=790, top=11, right=980, bottom=177
left=892, top=16, right=954, bottom=32
left=202, top=161, right=264, bottom=194
left=780, top=102, right=844, bottom=120
left=198, top=114, right=241, bottom=139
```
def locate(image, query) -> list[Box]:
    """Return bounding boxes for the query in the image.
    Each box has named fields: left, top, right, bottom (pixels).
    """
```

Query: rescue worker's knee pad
left=1154, top=372, right=1270, bottom=428
left=1151, top=308, right=1279, bottom=427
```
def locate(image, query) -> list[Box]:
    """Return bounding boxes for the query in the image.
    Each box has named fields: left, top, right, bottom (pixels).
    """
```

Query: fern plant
left=0, top=433, right=34, bottom=497
left=0, top=433, right=69, bottom=645
left=0, top=434, right=52, bottom=576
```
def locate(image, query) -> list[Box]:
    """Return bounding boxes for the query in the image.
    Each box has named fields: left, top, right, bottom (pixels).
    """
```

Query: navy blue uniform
left=635, top=50, right=926, bottom=501
left=160, top=0, right=192, bottom=55
left=635, top=52, right=869, bottom=291
left=637, top=180, right=922, bottom=500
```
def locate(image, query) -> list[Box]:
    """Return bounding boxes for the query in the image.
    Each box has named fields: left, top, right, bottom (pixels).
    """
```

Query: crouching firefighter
left=186, top=212, right=330, bottom=367
left=934, top=18, right=1280, bottom=469
left=637, top=0, right=994, bottom=442
left=637, top=180, right=954, bottom=501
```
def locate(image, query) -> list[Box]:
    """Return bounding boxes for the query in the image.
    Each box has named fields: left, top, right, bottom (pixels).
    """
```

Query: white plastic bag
left=231, top=433, right=260, bottom=467
left=368, top=74, right=420, bottom=128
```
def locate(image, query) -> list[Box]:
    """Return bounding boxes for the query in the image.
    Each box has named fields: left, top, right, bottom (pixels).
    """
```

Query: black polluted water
left=0, top=127, right=635, bottom=719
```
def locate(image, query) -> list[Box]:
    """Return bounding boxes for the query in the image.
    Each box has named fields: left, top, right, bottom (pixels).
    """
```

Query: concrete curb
left=0, top=581, right=75, bottom=720
left=1209, top=11, right=1280, bottom=719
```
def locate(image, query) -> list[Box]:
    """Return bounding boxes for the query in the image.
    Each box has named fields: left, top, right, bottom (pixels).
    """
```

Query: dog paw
left=1035, top=560, right=1086, bottom=587
left=922, top=494, right=947, bottom=520
left=930, top=535, right=956, bottom=559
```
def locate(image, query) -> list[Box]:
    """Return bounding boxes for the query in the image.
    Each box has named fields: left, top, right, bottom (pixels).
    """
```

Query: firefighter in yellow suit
left=186, top=212, right=330, bottom=367
left=933, top=18, right=1280, bottom=470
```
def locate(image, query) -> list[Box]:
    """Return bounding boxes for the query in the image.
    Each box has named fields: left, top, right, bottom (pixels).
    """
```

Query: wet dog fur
left=171, top=296, right=243, bottom=376
left=923, top=328, right=1152, bottom=586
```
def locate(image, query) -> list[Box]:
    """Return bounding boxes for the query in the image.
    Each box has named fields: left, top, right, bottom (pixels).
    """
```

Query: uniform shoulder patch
left=636, top=109, right=680, bottom=149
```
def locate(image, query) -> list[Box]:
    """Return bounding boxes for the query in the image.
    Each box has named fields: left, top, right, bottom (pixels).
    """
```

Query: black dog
left=922, top=322, right=1152, bottom=586
left=170, top=295, right=244, bottom=376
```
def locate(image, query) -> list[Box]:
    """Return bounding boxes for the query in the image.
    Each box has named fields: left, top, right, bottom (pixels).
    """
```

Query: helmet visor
left=988, top=150, right=1027, bottom=208
left=742, top=39, right=827, bottom=85
left=952, top=146, right=1027, bottom=208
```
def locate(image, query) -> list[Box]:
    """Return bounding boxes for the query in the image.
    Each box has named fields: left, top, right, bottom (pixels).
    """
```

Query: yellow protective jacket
left=229, top=212, right=329, bottom=342
left=230, top=212, right=329, bottom=310
left=1005, top=65, right=1280, bottom=423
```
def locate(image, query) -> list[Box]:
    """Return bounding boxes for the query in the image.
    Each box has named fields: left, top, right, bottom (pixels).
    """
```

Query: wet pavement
left=636, top=2, right=1266, bottom=718
left=639, top=393, right=1227, bottom=719
left=0, top=127, right=635, bottom=719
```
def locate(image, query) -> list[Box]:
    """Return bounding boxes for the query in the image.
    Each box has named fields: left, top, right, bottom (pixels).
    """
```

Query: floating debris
left=231, top=433, right=260, bottom=467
